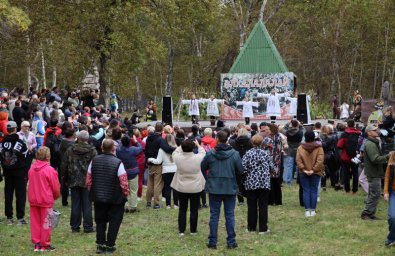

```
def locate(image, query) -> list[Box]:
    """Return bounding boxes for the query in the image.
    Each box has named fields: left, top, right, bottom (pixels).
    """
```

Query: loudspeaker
left=297, top=94, right=308, bottom=124
left=162, top=96, right=173, bottom=125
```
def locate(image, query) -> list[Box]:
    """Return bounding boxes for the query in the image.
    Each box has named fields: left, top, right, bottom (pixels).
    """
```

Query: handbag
left=47, top=209, right=61, bottom=230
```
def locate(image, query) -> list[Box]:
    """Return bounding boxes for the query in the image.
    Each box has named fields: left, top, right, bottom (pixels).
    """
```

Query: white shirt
left=236, top=101, right=259, bottom=118
left=201, top=98, right=224, bottom=117
left=182, top=99, right=203, bottom=116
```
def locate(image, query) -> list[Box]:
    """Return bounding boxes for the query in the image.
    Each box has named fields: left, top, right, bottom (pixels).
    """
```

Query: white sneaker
left=173, top=205, right=179, bottom=209
left=305, top=211, right=311, bottom=217
left=259, top=229, right=270, bottom=235
left=137, top=197, right=142, bottom=201
left=310, top=210, right=316, bottom=217
left=166, top=205, right=171, bottom=209
left=317, top=197, right=321, bottom=202
left=179, top=233, right=185, bottom=237
left=190, top=232, right=197, bottom=236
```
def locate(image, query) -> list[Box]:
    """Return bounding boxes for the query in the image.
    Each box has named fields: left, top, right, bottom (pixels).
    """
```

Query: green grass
left=0, top=183, right=394, bottom=256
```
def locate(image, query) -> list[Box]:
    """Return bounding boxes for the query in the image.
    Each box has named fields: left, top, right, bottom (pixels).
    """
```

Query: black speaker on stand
left=297, top=94, right=308, bottom=124
left=162, top=96, right=173, bottom=126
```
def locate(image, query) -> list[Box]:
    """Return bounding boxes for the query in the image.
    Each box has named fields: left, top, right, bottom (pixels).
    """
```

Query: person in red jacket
left=28, top=147, right=60, bottom=252
left=0, top=110, right=9, bottom=142
left=132, top=129, right=146, bottom=199
left=201, top=128, right=217, bottom=151
left=336, top=119, right=361, bottom=193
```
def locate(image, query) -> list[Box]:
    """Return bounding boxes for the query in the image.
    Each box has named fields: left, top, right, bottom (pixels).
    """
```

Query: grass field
left=0, top=183, right=394, bottom=256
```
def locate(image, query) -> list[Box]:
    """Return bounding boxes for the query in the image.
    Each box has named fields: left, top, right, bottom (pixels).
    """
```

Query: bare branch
left=259, top=0, right=268, bottom=22
left=265, top=0, right=286, bottom=24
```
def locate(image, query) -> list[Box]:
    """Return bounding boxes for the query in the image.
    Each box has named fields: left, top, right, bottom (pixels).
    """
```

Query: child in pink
left=28, top=147, right=60, bottom=252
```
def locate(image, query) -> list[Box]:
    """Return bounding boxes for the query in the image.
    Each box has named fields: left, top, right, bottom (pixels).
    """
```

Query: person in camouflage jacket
left=62, top=130, right=97, bottom=233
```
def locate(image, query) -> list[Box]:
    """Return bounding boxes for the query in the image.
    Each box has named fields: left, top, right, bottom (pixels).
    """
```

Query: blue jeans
left=208, top=194, right=236, bottom=246
left=283, top=156, right=295, bottom=184
left=299, top=174, right=320, bottom=210
left=388, top=192, right=395, bottom=242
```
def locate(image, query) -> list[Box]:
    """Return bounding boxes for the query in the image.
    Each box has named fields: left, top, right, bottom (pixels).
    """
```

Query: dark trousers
left=270, top=116, right=276, bottom=121
left=70, top=187, right=93, bottom=231
left=94, top=202, right=125, bottom=247
left=178, top=192, right=200, bottom=233
left=342, top=162, right=358, bottom=192
left=191, top=115, right=198, bottom=124
left=245, top=117, right=250, bottom=125
left=200, top=190, right=207, bottom=206
left=268, top=178, right=282, bottom=205
left=61, top=177, right=69, bottom=206
left=246, top=189, right=269, bottom=232
left=4, top=173, right=27, bottom=219
left=162, top=173, right=178, bottom=206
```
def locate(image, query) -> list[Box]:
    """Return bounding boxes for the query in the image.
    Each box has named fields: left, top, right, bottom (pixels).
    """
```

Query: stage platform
left=136, top=119, right=338, bottom=129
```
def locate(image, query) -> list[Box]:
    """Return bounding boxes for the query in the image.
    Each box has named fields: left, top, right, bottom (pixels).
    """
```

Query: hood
left=301, top=141, right=322, bottom=153
left=0, top=111, right=8, bottom=121
left=201, top=136, right=215, bottom=145
left=32, top=160, right=49, bottom=171
left=235, top=135, right=251, bottom=145
left=45, top=127, right=59, bottom=133
left=3, top=133, right=19, bottom=142
left=212, top=143, right=235, bottom=160
left=72, top=142, right=95, bottom=155
left=366, top=136, right=380, bottom=144
left=286, top=127, right=300, bottom=137
left=345, top=127, right=361, bottom=135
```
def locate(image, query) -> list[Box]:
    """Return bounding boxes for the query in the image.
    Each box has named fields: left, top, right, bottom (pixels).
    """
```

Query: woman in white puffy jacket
left=148, top=134, right=178, bottom=209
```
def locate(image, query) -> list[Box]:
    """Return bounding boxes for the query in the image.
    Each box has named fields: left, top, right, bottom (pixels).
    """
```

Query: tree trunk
left=52, top=66, right=57, bottom=88
left=259, top=0, right=268, bottom=22
left=134, top=67, right=142, bottom=109
left=331, top=20, right=340, bottom=95
left=40, top=42, right=47, bottom=89
left=348, top=48, right=357, bottom=102
left=99, top=50, right=109, bottom=108
left=373, top=35, right=380, bottom=98
left=165, top=43, right=174, bottom=96
left=26, top=35, right=32, bottom=91
left=381, top=23, right=389, bottom=97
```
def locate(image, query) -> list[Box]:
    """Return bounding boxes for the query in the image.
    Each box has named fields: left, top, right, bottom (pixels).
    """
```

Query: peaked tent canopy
left=229, top=21, right=288, bottom=74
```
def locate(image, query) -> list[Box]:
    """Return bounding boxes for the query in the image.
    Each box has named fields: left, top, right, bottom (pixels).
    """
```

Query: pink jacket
left=28, top=160, right=60, bottom=208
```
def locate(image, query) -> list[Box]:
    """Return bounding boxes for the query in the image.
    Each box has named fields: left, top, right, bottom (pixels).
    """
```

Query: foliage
left=0, top=183, right=393, bottom=255
left=0, top=0, right=394, bottom=106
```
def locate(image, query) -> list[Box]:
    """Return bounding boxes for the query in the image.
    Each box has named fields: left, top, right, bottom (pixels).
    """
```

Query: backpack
left=345, top=133, right=359, bottom=158
left=202, top=143, right=211, bottom=152
left=45, top=128, right=62, bottom=161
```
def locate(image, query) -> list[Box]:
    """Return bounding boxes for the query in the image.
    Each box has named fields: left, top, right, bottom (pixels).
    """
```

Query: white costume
left=286, top=96, right=297, bottom=116
left=202, top=98, right=224, bottom=117
left=258, top=93, right=287, bottom=117
left=340, top=103, right=350, bottom=119
left=236, top=101, right=259, bottom=118
left=181, top=99, right=203, bottom=116
left=306, top=95, right=312, bottom=124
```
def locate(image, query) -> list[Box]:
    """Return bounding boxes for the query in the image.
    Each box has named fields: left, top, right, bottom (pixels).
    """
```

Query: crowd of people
left=0, top=86, right=395, bottom=253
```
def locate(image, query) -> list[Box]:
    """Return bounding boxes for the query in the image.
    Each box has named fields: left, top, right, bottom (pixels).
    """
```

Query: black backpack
left=45, top=128, right=62, bottom=161
left=345, top=133, right=359, bottom=158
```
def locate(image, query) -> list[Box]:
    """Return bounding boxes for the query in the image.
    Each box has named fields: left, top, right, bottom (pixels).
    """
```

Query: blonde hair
left=251, top=134, right=263, bottom=147
left=237, top=128, right=249, bottom=137
left=204, top=128, right=212, bottom=137
left=389, top=152, right=395, bottom=166
left=36, top=147, right=51, bottom=161
left=163, top=125, right=172, bottom=134
left=165, top=134, right=177, bottom=148
left=321, top=124, right=334, bottom=135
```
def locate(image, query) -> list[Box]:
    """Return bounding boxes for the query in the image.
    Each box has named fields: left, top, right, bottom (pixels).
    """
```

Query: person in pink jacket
left=28, top=146, right=60, bottom=252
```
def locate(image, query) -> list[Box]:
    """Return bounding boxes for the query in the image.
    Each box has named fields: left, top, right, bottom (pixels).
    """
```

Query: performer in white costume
left=257, top=89, right=288, bottom=122
left=181, top=94, right=203, bottom=124
left=201, top=95, right=225, bottom=126
left=236, top=97, right=259, bottom=125
left=340, top=101, right=350, bottom=120
left=285, top=93, right=298, bottom=118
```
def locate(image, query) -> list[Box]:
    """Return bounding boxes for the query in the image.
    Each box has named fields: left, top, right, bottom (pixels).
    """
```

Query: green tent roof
left=229, top=21, right=288, bottom=73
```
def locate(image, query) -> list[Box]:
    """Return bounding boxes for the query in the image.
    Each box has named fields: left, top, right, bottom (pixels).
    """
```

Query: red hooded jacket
left=28, top=160, right=60, bottom=208
left=337, top=127, right=361, bottom=163
left=43, top=126, right=62, bottom=146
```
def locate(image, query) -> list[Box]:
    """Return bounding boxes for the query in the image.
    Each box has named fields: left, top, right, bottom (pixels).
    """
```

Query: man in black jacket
left=282, top=120, right=304, bottom=184
left=145, top=122, right=175, bottom=209
left=0, top=121, right=29, bottom=225
left=86, top=139, right=129, bottom=254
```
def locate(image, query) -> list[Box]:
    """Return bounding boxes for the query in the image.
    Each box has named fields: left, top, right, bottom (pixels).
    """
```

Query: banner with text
left=220, top=72, right=295, bottom=120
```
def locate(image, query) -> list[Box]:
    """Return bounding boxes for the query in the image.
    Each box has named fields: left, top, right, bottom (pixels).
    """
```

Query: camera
left=351, top=154, right=361, bottom=165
